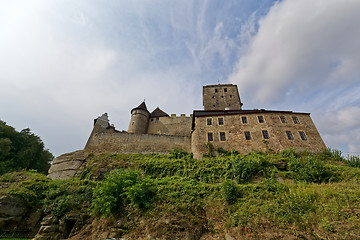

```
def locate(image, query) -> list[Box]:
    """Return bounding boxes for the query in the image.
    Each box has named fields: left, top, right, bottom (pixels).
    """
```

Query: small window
left=258, top=116, right=264, bottom=123
left=244, top=131, right=251, bottom=140
left=207, top=118, right=212, bottom=125
left=213, top=104, right=216, bottom=107
left=212, top=96, right=215, bottom=99
left=220, top=132, right=226, bottom=141
left=262, top=130, right=269, bottom=139
left=299, top=131, right=307, bottom=140
left=221, top=95, right=224, bottom=98
left=224, top=88, right=227, bottom=92
left=230, top=95, right=233, bottom=98
left=218, top=118, right=224, bottom=125
left=280, top=116, right=287, bottom=123
left=132, top=122, right=134, bottom=125
left=242, top=116, right=247, bottom=124
left=208, top=132, right=213, bottom=141
left=292, top=116, right=300, bottom=124
left=155, top=117, right=159, bottom=123
left=215, top=89, right=218, bottom=93
left=286, top=131, right=294, bottom=140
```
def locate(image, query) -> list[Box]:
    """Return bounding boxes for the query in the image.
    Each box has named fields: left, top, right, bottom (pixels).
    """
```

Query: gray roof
left=131, top=101, right=149, bottom=114
left=150, top=107, right=169, bottom=118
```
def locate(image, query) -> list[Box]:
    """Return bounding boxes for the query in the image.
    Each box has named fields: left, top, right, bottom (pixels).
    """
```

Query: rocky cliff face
left=0, top=195, right=43, bottom=238
left=48, top=151, right=88, bottom=180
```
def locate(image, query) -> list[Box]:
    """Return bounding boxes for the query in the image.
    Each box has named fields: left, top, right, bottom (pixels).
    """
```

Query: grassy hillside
left=1, top=148, right=360, bottom=239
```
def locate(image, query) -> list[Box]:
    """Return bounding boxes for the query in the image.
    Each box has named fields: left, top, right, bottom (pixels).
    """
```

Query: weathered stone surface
left=39, top=225, right=59, bottom=233
left=0, top=195, right=42, bottom=237
left=191, top=111, right=326, bottom=159
left=0, top=196, right=27, bottom=217
left=48, top=150, right=87, bottom=180
left=85, top=130, right=191, bottom=155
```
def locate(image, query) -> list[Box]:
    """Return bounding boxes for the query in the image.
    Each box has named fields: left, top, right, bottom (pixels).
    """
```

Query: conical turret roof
left=131, top=101, right=150, bottom=114
left=150, top=107, right=169, bottom=118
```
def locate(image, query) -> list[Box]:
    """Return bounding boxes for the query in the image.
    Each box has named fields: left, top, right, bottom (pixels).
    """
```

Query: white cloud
left=228, top=0, right=360, bottom=154
left=228, top=0, right=360, bottom=104
left=313, top=106, right=360, bottom=154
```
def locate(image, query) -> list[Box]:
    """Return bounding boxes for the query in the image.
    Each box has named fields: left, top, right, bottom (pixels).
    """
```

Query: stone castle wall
left=203, top=84, right=242, bottom=110
left=147, top=114, right=192, bottom=136
left=191, top=111, right=325, bottom=159
left=85, top=127, right=191, bottom=154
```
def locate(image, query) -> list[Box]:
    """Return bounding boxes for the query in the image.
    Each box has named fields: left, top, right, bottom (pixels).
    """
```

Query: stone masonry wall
left=85, top=128, right=191, bottom=154
left=203, top=84, right=242, bottom=111
left=147, top=114, right=192, bottom=136
left=191, top=112, right=325, bottom=159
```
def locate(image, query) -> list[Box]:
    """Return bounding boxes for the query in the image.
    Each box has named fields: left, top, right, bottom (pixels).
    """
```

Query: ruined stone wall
left=191, top=112, right=325, bottom=159
left=85, top=128, right=191, bottom=154
left=147, top=114, right=192, bottom=136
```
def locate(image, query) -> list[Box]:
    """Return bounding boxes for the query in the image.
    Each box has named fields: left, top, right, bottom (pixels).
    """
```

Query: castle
left=84, top=84, right=325, bottom=158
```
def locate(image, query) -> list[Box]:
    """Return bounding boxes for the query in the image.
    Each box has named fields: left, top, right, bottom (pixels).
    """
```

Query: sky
left=1, top=0, right=360, bottom=157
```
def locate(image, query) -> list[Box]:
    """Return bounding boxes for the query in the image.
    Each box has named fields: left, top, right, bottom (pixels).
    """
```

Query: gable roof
left=150, top=107, right=169, bottom=118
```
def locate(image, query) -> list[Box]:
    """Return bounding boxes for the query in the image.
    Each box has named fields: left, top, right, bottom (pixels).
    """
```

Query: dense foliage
left=0, top=120, right=53, bottom=174
left=1, top=147, right=360, bottom=238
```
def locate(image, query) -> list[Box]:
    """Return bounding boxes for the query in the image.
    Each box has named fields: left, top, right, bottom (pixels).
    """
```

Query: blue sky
left=1, top=0, right=360, bottom=157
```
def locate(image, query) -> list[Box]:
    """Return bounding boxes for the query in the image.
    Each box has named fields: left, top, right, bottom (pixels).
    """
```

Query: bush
left=222, top=179, right=241, bottom=204
left=346, top=155, right=360, bottom=168
left=232, top=153, right=271, bottom=183
left=44, top=179, right=95, bottom=217
left=169, top=148, right=193, bottom=159
left=92, top=169, right=156, bottom=217
left=288, top=156, right=332, bottom=183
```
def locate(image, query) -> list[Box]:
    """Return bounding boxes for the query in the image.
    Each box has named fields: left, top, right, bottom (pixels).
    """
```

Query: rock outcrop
left=48, top=150, right=88, bottom=180
left=0, top=195, right=43, bottom=238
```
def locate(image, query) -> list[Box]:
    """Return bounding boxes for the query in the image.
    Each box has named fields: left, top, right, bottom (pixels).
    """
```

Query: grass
left=1, top=148, right=360, bottom=239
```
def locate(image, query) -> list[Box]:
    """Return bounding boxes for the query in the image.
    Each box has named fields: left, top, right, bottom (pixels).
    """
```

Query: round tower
left=128, top=101, right=150, bottom=134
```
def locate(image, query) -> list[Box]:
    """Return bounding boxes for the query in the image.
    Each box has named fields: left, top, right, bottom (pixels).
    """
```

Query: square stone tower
left=203, top=84, right=243, bottom=110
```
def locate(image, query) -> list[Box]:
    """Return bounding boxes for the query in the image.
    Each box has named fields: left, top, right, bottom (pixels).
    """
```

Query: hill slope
left=1, top=148, right=360, bottom=239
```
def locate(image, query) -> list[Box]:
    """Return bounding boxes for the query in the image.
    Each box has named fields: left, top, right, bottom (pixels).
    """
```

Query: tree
left=0, top=120, right=53, bottom=175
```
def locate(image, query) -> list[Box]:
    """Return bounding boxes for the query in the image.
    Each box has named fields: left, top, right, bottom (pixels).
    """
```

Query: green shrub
left=43, top=179, right=95, bottom=217
left=287, top=189, right=316, bottom=215
left=288, top=156, right=333, bottom=183
left=322, top=147, right=345, bottom=162
left=92, top=169, right=156, bottom=217
left=169, top=148, right=193, bottom=159
left=222, top=179, right=241, bottom=204
left=346, top=155, right=360, bottom=168
left=232, top=153, right=271, bottom=183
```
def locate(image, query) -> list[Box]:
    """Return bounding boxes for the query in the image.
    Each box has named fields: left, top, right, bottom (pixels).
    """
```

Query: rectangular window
left=280, top=116, right=287, bottom=123
left=292, top=116, right=300, bottom=124
left=244, top=131, right=251, bottom=140
left=299, top=131, right=307, bottom=140
left=207, top=118, right=212, bottom=125
left=224, top=88, right=227, bottom=92
left=258, top=116, right=264, bottom=123
left=242, top=116, right=247, bottom=124
left=220, top=132, right=226, bottom=141
left=155, top=117, right=159, bottom=123
left=215, top=89, right=218, bottom=93
left=218, top=118, right=224, bottom=125
left=286, top=131, right=294, bottom=140
left=208, top=132, right=213, bottom=141
left=262, top=130, right=269, bottom=139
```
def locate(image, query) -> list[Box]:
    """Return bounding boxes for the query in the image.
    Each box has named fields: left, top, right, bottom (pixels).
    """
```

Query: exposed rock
left=0, top=195, right=43, bottom=238
left=48, top=150, right=88, bottom=180
left=34, top=213, right=89, bottom=240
